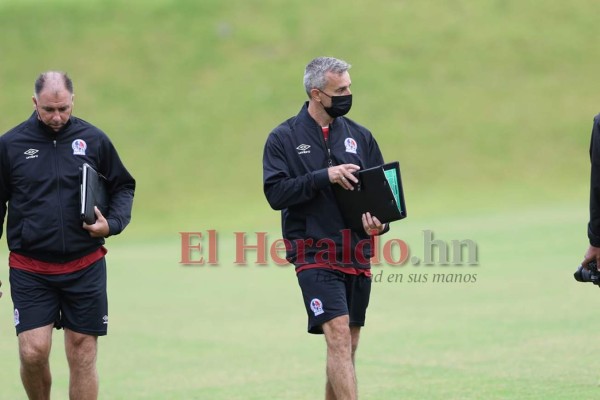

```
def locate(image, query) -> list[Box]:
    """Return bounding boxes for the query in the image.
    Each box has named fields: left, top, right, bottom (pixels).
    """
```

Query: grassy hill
left=0, top=0, right=596, bottom=236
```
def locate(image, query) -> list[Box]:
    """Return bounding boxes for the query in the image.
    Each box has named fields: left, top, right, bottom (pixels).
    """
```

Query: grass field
left=1, top=0, right=600, bottom=398
left=1, top=203, right=597, bottom=399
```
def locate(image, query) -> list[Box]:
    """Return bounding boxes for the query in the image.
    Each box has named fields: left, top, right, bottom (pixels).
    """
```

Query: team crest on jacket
left=310, top=298, right=324, bottom=316
left=344, top=138, right=357, bottom=154
left=72, top=139, right=87, bottom=155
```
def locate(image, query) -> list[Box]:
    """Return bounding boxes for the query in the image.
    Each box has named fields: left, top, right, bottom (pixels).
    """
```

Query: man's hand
left=582, top=245, right=600, bottom=268
left=83, top=206, right=109, bottom=238
left=362, top=212, right=385, bottom=236
left=328, top=164, right=360, bottom=190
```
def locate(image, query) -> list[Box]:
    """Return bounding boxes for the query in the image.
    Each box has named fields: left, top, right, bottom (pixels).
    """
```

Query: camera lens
left=574, top=265, right=591, bottom=282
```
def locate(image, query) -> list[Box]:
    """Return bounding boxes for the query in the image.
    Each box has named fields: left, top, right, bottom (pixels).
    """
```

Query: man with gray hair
left=0, top=71, right=135, bottom=400
left=263, top=57, right=390, bottom=399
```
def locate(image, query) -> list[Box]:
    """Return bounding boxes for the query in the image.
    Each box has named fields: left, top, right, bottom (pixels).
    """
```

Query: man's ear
left=310, top=88, right=321, bottom=102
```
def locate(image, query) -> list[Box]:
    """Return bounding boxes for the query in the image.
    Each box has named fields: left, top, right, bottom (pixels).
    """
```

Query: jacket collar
left=296, top=101, right=344, bottom=131
left=28, top=111, right=73, bottom=137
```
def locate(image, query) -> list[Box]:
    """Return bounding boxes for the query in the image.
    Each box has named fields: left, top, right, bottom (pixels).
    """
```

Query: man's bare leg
left=64, top=328, right=98, bottom=400
left=322, top=315, right=356, bottom=400
left=18, top=324, right=54, bottom=400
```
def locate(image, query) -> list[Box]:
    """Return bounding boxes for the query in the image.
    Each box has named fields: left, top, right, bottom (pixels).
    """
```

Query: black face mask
left=319, top=90, right=352, bottom=118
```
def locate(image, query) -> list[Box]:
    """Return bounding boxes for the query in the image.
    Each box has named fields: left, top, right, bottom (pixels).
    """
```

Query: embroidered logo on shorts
left=72, top=139, right=87, bottom=155
left=344, top=138, right=357, bottom=154
left=310, top=298, right=324, bottom=316
left=103, top=315, right=108, bottom=325
left=14, top=309, right=20, bottom=326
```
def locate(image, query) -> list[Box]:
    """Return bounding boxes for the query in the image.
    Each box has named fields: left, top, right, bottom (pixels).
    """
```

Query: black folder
left=80, top=163, right=108, bottom=225
left=333, top=161, right=407, bottom=231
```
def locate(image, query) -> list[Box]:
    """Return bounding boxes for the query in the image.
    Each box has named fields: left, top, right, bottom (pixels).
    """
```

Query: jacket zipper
left=326, top=143, right=333, bottom=167
left=53, top=139, right=67, bottom=254
left=319, top=126, right=333, bottom=167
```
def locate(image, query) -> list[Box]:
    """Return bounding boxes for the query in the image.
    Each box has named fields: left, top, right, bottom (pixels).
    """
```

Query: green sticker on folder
left=384, top=168, right=402, bottom=212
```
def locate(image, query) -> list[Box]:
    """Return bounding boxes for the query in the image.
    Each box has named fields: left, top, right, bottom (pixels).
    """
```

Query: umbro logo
left=24, top=149, right=39, bottom=159
left=296, top=144, right=311, bottom=155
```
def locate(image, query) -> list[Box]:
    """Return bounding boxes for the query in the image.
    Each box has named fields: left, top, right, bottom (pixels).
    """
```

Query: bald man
left=0, top=72, right=135, bottom=400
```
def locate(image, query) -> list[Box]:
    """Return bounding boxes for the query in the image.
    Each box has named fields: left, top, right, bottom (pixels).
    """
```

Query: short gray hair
left=303, top=57, right=351, bottom=98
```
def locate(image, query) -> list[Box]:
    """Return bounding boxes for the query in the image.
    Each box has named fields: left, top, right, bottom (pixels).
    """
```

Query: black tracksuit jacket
left=589, top=114, right=600, bottom=246
left=263, top=103, right=388, bottom=270
left=0, top=112, right=135, bottom=263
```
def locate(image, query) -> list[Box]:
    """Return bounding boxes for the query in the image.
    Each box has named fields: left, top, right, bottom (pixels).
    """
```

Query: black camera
left=574, top=261, right=600, bottom=287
